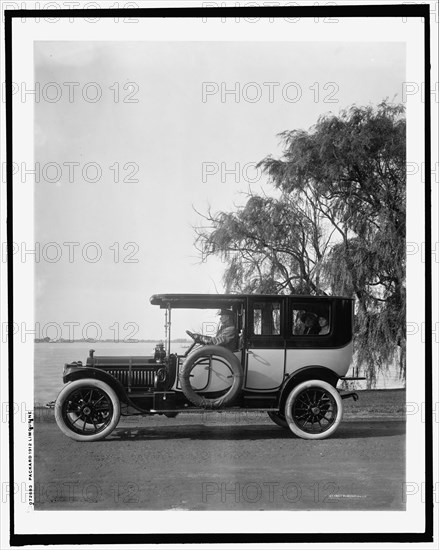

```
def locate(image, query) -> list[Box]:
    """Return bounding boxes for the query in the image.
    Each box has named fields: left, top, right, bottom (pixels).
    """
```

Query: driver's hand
left=200, top=335, right=213, bottom=345
left=186, top=330, right=200, bottom=342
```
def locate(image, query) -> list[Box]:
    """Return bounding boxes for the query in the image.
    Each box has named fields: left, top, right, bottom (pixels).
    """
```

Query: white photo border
left=3, top=1, right=434, bottom=546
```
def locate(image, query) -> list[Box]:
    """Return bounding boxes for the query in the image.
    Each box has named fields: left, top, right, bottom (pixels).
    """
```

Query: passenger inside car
left=294, top=311, right=320, bottom=335
left=318, top=316, right=330, bottom=335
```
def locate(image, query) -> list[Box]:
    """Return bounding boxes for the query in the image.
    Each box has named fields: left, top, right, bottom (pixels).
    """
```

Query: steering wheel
left=185, top=330, right=200, bottom=357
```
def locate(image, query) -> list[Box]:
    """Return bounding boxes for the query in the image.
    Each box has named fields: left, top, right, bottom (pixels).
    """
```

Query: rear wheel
left=55, top=379, right=120, bottom=442
left=285, top=379, right=343, bottom=440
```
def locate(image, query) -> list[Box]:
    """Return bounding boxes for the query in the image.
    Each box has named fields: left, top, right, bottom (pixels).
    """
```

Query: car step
left=340, top=392, right=359, bottom=401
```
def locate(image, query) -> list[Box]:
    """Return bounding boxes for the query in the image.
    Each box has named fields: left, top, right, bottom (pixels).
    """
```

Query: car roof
left=150, top=293, right=353, bottom=309
left=150, top=294, right=245, bottom=309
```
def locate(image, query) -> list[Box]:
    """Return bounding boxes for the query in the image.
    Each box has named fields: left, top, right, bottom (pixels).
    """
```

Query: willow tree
left=195, top=101, right=406, bottom=384
left=195, top=192, right=332, bottom=295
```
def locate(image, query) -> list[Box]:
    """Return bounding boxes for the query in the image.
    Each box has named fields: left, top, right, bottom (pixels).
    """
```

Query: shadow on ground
left=107, top=420, right=405, bottom=442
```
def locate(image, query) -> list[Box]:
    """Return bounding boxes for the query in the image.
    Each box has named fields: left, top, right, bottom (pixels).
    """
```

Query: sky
left=34, top=40, right=405, bottom=340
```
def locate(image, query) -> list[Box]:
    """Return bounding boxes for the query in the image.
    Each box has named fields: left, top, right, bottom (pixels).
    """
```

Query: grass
left=342, top=388, right=406, bottom=418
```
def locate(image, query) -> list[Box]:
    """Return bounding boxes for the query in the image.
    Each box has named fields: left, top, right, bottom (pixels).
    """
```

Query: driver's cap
left=217, top=308, right=234, bottom=316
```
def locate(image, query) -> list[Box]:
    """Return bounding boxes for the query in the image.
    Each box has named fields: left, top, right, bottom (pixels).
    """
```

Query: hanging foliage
left=194, top=101, right=406, bottom=385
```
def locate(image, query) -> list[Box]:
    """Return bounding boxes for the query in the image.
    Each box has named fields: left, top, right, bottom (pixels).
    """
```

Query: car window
left=252, top=302, right=281, bottom=336
left=292, top=303, right=331, bottom=336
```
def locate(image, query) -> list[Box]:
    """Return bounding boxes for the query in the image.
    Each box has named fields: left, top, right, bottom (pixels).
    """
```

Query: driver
left=191, top=309, right=238, bottom=351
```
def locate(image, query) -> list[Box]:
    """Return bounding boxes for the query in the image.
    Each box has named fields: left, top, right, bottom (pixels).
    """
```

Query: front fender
left=63, top=365, right=129, bottom=403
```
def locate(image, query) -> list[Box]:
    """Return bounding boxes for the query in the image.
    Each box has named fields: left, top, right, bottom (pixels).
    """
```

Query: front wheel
left=284, top=379, right=343, bottom=440
left=55, top=378, right=121, bottom=442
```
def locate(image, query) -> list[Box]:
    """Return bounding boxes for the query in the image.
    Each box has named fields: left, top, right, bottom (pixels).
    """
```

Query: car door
left=244, top=298, right=286, bottom=391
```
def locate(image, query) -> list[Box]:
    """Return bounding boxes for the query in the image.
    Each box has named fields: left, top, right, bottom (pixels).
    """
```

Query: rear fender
left=279, top=365, right=340, bottom=410
left=63, top=366, right=129, bottom=403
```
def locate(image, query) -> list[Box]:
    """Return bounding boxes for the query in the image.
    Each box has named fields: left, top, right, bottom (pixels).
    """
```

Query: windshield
left=164, top=308, right=222, bottom=355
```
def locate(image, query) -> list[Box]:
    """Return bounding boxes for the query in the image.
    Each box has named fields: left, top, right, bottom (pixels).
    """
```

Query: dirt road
left=34, top=412, right=405, bottom=511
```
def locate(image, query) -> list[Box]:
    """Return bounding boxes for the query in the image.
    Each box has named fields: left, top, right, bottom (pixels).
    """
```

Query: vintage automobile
left=54, top=293, right=362, bottom=442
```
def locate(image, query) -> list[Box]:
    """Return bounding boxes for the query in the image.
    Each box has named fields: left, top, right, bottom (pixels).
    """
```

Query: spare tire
left=180, top=345, right=244, bottom=409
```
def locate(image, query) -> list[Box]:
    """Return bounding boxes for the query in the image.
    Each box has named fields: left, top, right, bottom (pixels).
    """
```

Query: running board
left=146, top=408, right=280, bottom=414
left=243, top=395, right=277, bottom=400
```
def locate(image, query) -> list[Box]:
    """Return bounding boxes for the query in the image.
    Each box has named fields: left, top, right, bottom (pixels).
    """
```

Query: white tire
left=55, top=378, right=121, bottom=442
left=285, top=379, right=343, bottom=440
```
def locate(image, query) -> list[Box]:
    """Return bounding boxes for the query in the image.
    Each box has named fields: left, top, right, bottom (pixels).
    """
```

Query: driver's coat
left=210, top=324, right=236, bottom=351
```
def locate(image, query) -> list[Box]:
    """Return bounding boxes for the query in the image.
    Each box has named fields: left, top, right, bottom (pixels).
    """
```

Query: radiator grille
left=104, top=368, right=156, bottom=388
